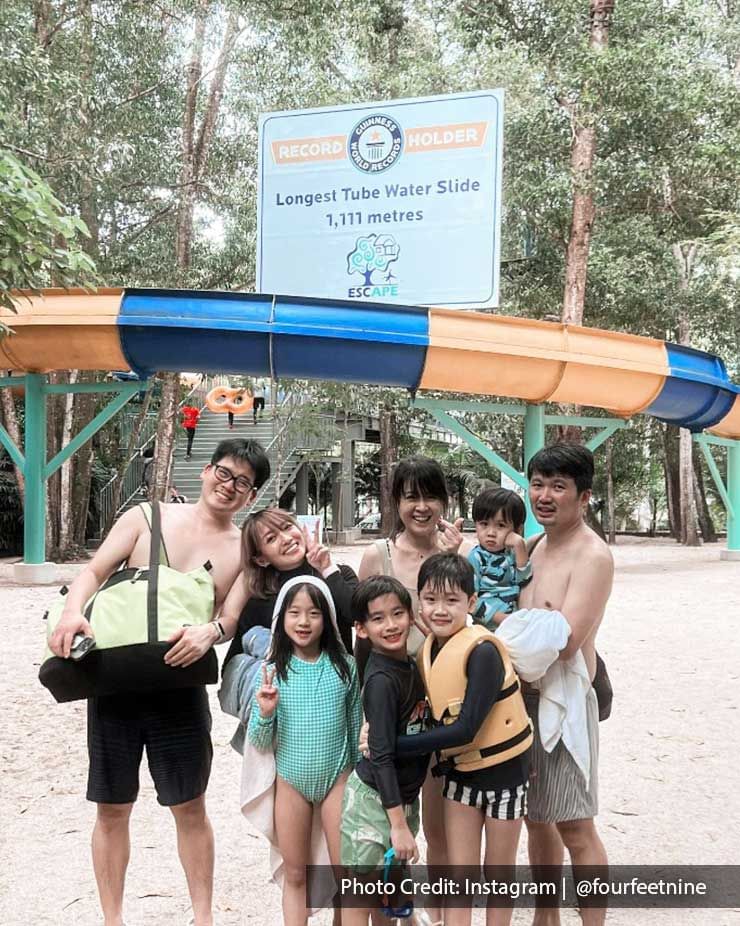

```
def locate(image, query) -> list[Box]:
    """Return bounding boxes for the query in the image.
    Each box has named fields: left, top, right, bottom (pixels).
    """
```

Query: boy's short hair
left=527, top=442, right=594, bottom=494
left=418, top=552, right=475, bottom=597
left=472, top=487, right=526, bottom=532
left=211, top=438, right=270, bottom=489
left=352, top=575, right=412, bottom=624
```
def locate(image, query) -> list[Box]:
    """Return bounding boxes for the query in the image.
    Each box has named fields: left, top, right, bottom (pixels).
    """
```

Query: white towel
left=495, top=608, right=592, bottom=784
left=534, top=651, right=592, bottom=784
left=493, top=608, right=570, bottom=682
left=240, top=739, right=333, bottom=913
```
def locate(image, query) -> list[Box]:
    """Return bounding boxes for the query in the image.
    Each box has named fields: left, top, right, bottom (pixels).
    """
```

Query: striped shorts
left=523, top=687, right=599, bottom=824
left=442, top=777, right=528, bottom=820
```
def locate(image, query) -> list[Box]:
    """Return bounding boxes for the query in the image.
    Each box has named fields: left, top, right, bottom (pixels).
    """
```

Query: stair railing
left=96, top=375, right=217, bottom=536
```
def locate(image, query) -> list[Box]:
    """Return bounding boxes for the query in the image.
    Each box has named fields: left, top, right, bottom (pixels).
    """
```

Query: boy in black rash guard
left=340, top=576, right=430, bottom=924
left=364, top=554, right=532, bottom=926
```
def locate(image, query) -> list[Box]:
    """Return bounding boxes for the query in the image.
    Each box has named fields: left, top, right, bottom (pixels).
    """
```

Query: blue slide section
left=271, top=296, right=427, bottom=387
left=119, top=290, right=429, bottom=388
left=647, top=344, right=738, bottom=432
left=119, top=290, right=273, bottom=377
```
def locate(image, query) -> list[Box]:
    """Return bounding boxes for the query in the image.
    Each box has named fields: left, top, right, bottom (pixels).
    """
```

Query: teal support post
left=44, top=382, right=143, bottom=479
left=693, top=433, right=740, bottom=558
left=727, top=441, right=740, bottom=553
left=23, top=374, right=47, bottom=564
left=522, top=404, right=545, bottom=537
left=0, top=421, right=25, bottom=471
left=412, top=402, right=528, bottom=489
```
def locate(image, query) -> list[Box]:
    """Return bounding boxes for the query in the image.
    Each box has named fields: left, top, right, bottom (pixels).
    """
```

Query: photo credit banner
left=257, top=90, right=504, bottom=308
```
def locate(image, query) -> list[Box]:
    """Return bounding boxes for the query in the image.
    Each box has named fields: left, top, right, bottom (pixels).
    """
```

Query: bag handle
left=147, top=500, right=162, bottom=644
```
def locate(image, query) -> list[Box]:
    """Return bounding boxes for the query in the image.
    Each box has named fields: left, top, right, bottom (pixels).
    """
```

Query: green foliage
left=0, top=152, right=97, bottom=314
left=0, top=0, right=737, bottom=529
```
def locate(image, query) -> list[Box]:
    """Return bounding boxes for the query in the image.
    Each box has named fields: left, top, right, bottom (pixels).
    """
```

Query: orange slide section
left=0, top=289, right=128, bottom=373
left=421, top=309, right=669, bottom=417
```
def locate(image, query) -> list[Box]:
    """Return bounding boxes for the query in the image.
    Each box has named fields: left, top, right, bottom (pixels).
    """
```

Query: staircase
left=169, top=409, right=277, bottom=523
left=169, top=395, right=338, bottom=526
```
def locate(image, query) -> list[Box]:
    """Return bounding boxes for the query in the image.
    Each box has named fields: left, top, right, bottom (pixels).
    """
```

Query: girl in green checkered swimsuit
left=248, top=575, right=361, bottom=922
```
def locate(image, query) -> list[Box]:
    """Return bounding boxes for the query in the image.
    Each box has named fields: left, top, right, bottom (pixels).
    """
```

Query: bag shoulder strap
left=138, top=502, right=170, bottom=566
left=146, top=500, right=162, bottom=644
left=528, top=532, right=545, bottom=554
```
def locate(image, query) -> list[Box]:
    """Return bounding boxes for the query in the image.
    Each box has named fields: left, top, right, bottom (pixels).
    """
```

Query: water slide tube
left=2, top=287, right=739, bottom=438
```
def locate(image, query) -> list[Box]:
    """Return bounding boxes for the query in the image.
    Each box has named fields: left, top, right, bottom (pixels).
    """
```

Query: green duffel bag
left=39, top=501, right=218, bottom=702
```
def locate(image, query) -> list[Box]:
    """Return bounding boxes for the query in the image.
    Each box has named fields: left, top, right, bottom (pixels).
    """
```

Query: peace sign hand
left=304, top=523, right=332, bottom=573
left=437, top=517, right=464, bottom=554
left=256, top=664, right=279, bottom=718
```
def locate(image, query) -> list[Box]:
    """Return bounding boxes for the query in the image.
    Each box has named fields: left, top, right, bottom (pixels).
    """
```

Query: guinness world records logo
left=348, top=113, right=403, bottom=173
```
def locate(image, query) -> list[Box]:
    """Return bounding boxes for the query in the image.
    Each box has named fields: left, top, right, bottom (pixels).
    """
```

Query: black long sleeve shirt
left=222, top=563, right=357, bottom=669
left=355, top=652, right=430, bottom=808
left=396, top=641, right=529, bottom=791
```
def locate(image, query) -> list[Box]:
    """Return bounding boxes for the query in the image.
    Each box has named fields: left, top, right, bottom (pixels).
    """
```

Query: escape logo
left=347, top=234, right=400, bottom=299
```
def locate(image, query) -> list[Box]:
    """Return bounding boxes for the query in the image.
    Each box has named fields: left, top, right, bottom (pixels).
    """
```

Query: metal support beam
left=0, top=422, right=25, bottom=471
left=414, top=398, right=629, bottom=539
left=44, top=381, right=144, bottom=395
left=1, top=373, right=148, bottom=564
left=23, top=373, right=47, bottom=565
left=584, top=421, right=627, bottom=453
left=694, top=433, right=740, bottom=555
left=44, top=382, right=142, bottom=479
left=695, top=437, right=733, bottom=518
left=415, top=397, right=528, bottom=417
left=523, top=404, right=545, bottom=537
left=419, top=404, right=528, bottom=490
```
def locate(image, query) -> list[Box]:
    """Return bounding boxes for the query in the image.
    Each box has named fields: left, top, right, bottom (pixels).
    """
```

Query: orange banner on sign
left=404, top=121, right=488, bottom=153
left=271, top=135, right=347, bottom=165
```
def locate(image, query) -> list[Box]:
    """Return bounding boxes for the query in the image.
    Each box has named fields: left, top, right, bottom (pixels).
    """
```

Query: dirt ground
left=1, top=537, right=739, bottom=925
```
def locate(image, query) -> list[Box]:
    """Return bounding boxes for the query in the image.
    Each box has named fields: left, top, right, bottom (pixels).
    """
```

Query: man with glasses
left=50, top=438, right=270, bottom=926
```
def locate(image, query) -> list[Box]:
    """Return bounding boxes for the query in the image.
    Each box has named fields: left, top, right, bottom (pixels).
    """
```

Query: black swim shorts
left=87, top=687, right=212, bottom=807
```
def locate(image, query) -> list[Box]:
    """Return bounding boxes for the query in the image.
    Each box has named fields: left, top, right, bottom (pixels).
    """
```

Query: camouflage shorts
left=340, top=771, right=420, bottom=870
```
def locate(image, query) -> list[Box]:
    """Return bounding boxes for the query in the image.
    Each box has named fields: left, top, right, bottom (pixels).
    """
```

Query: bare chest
left=518, top=551, right=572, bottom=611
left=127, top=507, right=241, bottom=602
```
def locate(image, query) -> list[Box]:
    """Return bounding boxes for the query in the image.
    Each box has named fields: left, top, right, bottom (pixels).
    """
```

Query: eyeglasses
left=212, top=464, right=254, bottom=494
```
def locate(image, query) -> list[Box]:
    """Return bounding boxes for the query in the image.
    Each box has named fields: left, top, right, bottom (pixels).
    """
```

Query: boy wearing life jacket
left=379, top=552, right=533, bottom=926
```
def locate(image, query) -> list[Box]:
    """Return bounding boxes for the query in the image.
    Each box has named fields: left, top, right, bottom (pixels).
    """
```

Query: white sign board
left=257, top=90, right=504, bottom=308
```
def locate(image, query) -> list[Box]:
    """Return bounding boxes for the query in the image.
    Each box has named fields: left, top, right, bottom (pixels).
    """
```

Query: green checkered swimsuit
left=248, top=651, right=362, bottom=802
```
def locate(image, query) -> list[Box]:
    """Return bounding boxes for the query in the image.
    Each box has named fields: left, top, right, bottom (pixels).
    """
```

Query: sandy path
left=1, top=538, right=739, bottom=925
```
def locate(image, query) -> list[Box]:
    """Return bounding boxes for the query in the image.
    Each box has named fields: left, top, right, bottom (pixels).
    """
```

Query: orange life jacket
left=418, top=624, right=533, bottom=773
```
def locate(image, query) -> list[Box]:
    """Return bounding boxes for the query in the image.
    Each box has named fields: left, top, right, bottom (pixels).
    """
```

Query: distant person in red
left=181, top=404, right=201, bottom=460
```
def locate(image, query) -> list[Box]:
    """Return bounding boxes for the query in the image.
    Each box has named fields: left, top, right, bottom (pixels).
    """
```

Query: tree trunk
left=678, top=428, right=699, bottom=545
left=692, top=445, right=717, bottom=543
left=104, top=384, right=154, bottom=534
left=154, top=1, right=236, bottom=498
left=561, top=0, right=614, bottom=328
left=605, top=437, right=616, bottom=544
left=70, top=371, right=100, bottom=550
left=153, top=372, right=180, bottom=502
left=674, top=241, right=700, bottom=546
left=379, top=404, right=398, bottom=536
left=45, top=372, right=64, bottom=558
left=0, top=385, right=25, bottom=501
left=663, top=424, right=681, bottom=539
left=58, top=370, right=78, bottom=552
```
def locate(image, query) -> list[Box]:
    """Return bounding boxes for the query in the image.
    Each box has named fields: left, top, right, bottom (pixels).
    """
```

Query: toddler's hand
left=504, top=530, right=526, bottom=550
